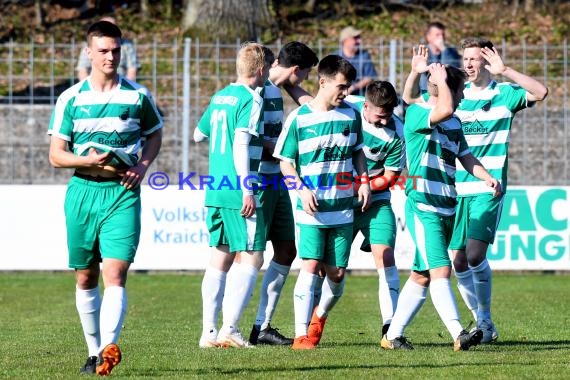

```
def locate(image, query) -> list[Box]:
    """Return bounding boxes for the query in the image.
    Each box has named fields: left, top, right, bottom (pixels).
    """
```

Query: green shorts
left=259, top=174, right=295, bottom=242
left=206, top=206, right=266, bottom=253
left=297, top=224, right=352, bottom=268
left=65, top=176, right=141, bottom=269
left=353, top=200, right=396, bottom=250
left=405, top=198, right=454, bottom=271
left=449, top=194, right=504, bottom=250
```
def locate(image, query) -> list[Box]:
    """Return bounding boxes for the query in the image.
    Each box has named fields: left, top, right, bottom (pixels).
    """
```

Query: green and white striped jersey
left=197, top=83, right=264, bottom=209
left=455, top=80, right=530, bottom=196
left=259, top=79, right=284, bottom=175
left=274, top=101, right=364, bottom=227
left=344, top=95, right=406, bottom=204
left=48, top=77, right=163, bottom=168
left=404, top=103, right=470, bottom=216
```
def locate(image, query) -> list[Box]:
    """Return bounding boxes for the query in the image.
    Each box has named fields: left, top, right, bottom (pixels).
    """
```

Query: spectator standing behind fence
left=419, top=22, right=461, bottom=91
left=76, top=16, right=139, bottom=81
left=332, top=26, right=378, bottom=96
left=48, top=20, right=163, bottom=375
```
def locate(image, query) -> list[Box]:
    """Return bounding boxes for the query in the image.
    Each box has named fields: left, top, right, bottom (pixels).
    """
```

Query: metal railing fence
left=0, top=38, right=567, bottom=185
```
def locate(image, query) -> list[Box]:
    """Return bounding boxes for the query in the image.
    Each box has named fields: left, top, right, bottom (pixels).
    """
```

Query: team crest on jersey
left=366, top=146, right=386, bottom=162
left=120, top=108, right=130, bottom=121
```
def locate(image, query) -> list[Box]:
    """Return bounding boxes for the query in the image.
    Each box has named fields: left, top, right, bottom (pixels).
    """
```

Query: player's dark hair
left=365, top=81, right=399, bottom=110
left=461, top=37, right=494, bottom=50
left=87, top=20, right=122, bottom=43
left=317, top=55, right=356, bottom=82
left=445, top=65, right=467, bottom=93
left=425, top=65, right=467, bottom=95
left=278, top=42, right=319, bottom=70
left=426, top=21, right=446, bottom=34
left=262, top=46, right=275, bottom=69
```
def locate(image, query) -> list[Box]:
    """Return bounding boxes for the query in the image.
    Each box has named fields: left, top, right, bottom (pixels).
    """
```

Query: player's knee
left=242, top=250, right=264, bottom=270
left=273, top=242, right=296, bottom=266
left=466, top=254, right=485, bottom=268
left=325, top=267, right=345, bottom=283
left=410, top=270, right=430, bottom=287
left=101, top=261, right=129, bottom=287
left=380, top=248, right=396, bottom=267
left=75, top=268, right=99, bottom=289
left=453, top=254, right=469, bottom=272
left=76, top=276, right=99, bottom=290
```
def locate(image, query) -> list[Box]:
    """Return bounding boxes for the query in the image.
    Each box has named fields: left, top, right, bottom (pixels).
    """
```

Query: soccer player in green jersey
left=194, top=42, right=272, bottom=349
left=48, top=20, right=163, bottom=375
left=248, top=42, right=319, bottom=346
left=449, top=38, right=548, bottom=343
left=344, top=81, right=405, bottom=340
left=383, top=54, right=501, bottom=351
left=274, top=55, right=371, bottom=350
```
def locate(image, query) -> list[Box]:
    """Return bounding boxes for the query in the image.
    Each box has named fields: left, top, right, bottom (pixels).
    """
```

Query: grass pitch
left=1, top=272, right=569, bottom=379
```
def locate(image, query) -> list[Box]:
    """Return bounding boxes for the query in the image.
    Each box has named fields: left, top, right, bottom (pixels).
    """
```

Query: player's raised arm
left=428, top=64, right=454, bottom=125
left=481, top=46, right=548, bottom=102
left=402, top=45, right=429, bottom=105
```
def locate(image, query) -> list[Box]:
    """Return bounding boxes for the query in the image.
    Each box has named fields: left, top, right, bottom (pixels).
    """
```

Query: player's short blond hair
left=236, top=42, right=266, bottom=77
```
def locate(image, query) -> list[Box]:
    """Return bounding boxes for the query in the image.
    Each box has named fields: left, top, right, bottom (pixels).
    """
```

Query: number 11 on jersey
left=210, top=109, right=228, bottom=154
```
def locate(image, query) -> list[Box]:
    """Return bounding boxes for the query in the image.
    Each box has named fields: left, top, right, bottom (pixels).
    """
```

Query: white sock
left=378, top=266, right=399, bottom=325
left=99, top=286, right=127, bottom=349
left=255, top=260, right=290, bottom=330
left=386, top=278, right=427, bottom=340
left=201, top=266, right=227, bottom=334
left=312, top=275, right=325, bottom=307
left=317, top=277, right=345, bottom=317
left=430, top=278, right=463, bottom=340
left=76, top=286, right=101, bottom=357
left=294, top=270, right=318, bottom=337
left=471, top=259, right=492, bottom=321
left=455, top=269, right=478, bottom=322
left=221, top=263, right=258, bottom=332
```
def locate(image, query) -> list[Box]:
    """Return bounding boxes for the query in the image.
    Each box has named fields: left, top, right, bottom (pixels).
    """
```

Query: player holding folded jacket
left=48, top=20, right=163, bottom=375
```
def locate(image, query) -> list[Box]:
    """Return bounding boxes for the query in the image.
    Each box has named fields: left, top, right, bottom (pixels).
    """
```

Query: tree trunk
left=183, top=0, right=274, bottom=41
left=305, top=0, right=317, bottom=13
left=141, top=0, right=150, bottom=20
left=165, top=0, right=173, bottom=19
left=34, top=0, right=43, bottom=28
left=511, top=0, right=520, bottom=16
left=524, top=0, right=534, bottom=13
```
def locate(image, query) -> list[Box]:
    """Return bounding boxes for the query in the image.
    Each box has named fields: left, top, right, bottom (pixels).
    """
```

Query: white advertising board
left=0, top=185, right=568, bottom=271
